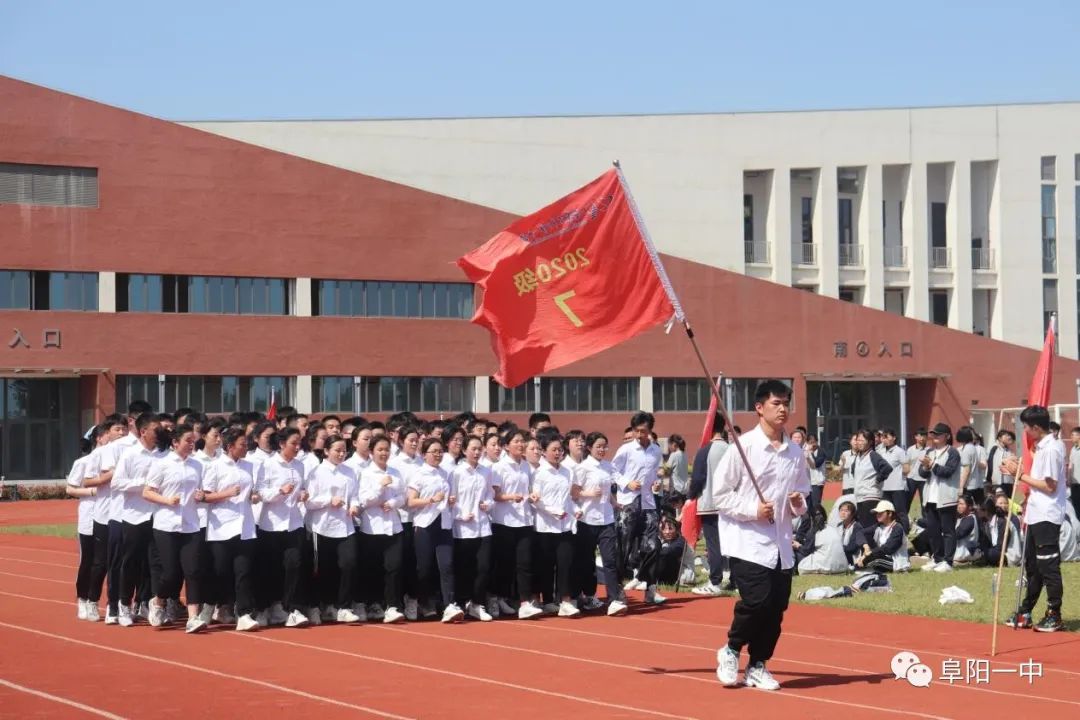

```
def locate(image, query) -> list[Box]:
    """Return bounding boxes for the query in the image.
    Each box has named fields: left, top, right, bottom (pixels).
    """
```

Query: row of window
left=0, top=270, right=99, bottom=311
left=0, top=162, right=98, bottom=208
left=115, top=375, right=789, bottom=415
left=117, top=274, right=291, bottom=315
left=313, top=279, right=473, bottom=319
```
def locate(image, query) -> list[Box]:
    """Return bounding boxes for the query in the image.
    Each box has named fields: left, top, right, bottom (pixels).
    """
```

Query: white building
left=189, top=102, right=1080, bottom=357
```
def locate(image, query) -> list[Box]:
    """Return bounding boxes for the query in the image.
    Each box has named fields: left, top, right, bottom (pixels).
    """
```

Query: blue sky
left=2, top=1, right=1078, bottom=120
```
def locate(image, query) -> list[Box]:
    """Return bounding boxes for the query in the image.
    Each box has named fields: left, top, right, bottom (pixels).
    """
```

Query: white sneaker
left=441, top=603, right=465, bottom=623
left=744, top=662, right=780, bottom=691
left=198, top=604, right=214, bottom=625
left=285, top=609, right=310, bottom=627
left=558, top=601, right=581, bottom=617
left=716, top=646, right=740, bottom=686
left=623, top=578, right=647, bottom=592
left=485, top=597, right=501, bottom=619
left=77, top=599, right=88, bottom=621
left=236, top=614, right=259, bottom=632
left=137, top=602, right=150, bottom=622
left=185, top=616, right=208, bottom=634
left=255, top=610, right=270, bottom=628
left=383, top=607, right=405, bottom=624
left=541, top=602, right=559, bottom=615
left=497, top=598, right=517, bottom=616
left=165, top=598, right=182, bottom=625
left=307, top=607, right=323, bottom=626
left=921, top=560, right=939, bottom=572
left=693, top=582, right=723, bottom=596
left=269, top=602, right=289, bottom=626
left=934, top=561, right=954, bottom=573
left=467, top=602, right=493, bottom=622
left=105, top=609, right=119, bottom=625
left=336, top=608, right=361, bottom=623
left=644, top=586, right=667, bottom=605
left=607, top=600, right=628, bottom=616
left=139, top=603, right=157, bottom=628
left=85, top=602, right=100, bottom=623
left=365, top=603, right=383, bottom=621
left=215, top=605, right=236, bottom=626
left=517, top=602, right=543, bottom=620
left=404, top=596, right=418, bottom=621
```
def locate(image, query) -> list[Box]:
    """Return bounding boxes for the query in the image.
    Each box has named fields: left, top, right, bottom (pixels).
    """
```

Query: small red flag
left=681, top=498, right=702, bottom=546
left=458, top=169, right=677, bottom=388
left=699, top=376, right=721, bottom=449
left=1021, top=320, right=1056, bottom=478
left=267, top=386, right=277, bottom=421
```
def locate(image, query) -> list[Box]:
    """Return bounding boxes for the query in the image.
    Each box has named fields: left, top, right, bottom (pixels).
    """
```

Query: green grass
left=0, top=523, right=77, bottom=538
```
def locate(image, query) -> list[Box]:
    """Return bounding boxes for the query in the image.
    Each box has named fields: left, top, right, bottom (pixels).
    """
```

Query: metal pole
left=532, top=377, right=541, bottom=416
left=899, top=377, right=908, bottom=445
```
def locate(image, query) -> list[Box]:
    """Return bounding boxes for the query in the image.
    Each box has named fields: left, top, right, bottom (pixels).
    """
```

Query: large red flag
left=1021, top=320, right=1056, bottom=477
left=457, top=169, right=678, bottom=388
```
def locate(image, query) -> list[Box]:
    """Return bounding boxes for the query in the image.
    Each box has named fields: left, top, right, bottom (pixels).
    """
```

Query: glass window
left=1041, top=156, right=1056, bottom=182
left=652, top=378, right=712, bottom=412
left=314, top=376, right=356, bottom=413
left=46, top=272, right=97, bottom=311
left=728, top=378, right=794, bottom=412
left=359, top=377, right=473, bottom=413
left=238, top=278, right=254, bottom=314
left=312, top=279, right=473, bottom=319
left=0, top=270, right=32, bottom=309
left=115, top=375, right=158, bottom=411
left=801, top=197, right=813, bottom=244
left=490, top=379, right=536, bottom=413
left=126, top=274, right=163, bottom=313
left=538, top=377, right=638, bottom=412
left=0, top=163, right=99, bottom=207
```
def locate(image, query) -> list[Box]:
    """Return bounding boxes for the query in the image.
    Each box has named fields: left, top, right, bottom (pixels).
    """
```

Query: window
left=0, top=162, right=98, bottom=207
left=652, top=378, right=712, bottom=412
left=1043, top=279, right=1058, bottom=334
left=541, top=377, right=638, bottom=413
left=0, top=269, right=96, bottom=310
left=884, top=289, right=905, bottom=316
left=1042, top=185, right=1057, bottom=273
left=118, top=274, right=288, bottom=314
left=313, top=280, right=473, bottom=319
left=743, top=194, right=753, bottom=243
left=47, top=272, right=98, bottom=311
left=117, top=375, right=291, bottom=413
left=930, top=202, right=947, bottom=248
left=314, top=376, right=356, bottom=413
left=490, top=379, right=536, bottom=413
left=1041, top=156, right=1056, bottom=182
left=115, top=375, right=159, bottom=411
left=728, top=379, right=794, bottom=413
left=839, top=287, right=860, bottom=303
left=930, top=291, right=949, bottom=326
left=0, top=270, right=31, bottom=309
left=800, top=197, right=813, bottom=244
left=359, top=377, right=473, bottom=413
left=838, top=198, right=853, bottom=245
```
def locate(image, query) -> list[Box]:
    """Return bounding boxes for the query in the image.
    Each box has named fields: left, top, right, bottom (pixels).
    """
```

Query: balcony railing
left=793, top=243, right=816, bottom=266
left=971, top=247, right=995, bottom=270
left=1043, top=238, right=1057, bottom=273
left=838, top=244, right=863, bottom=267
left=883, top=245, right=908, bottom=268
left=931, top=247, right=951, bottom=269
left=744, top=241, right=770, bottom=265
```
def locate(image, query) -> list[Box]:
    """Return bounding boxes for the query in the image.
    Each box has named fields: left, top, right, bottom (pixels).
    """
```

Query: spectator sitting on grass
left=836, top=500, right=868, bottom=570
left=854, top=500, right=910, bottom=573
left=655, top=513, right=690, bottom=585
left=984, top=495, right=1022, bottom=567
left=953, top=494, right=982, bottom=565
left=793, top=505, right=827, bottom=570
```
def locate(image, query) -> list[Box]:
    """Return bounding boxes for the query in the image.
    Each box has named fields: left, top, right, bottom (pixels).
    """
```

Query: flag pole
left=990, top=481, right=1022, bottom=656
left=613, top=161, right=768, bottom=509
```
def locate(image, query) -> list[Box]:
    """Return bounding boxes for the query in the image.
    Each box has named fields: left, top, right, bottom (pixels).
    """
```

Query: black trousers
left=86, top=523, right=110, bottom=603
left=361, top=532, right=405, bottom=609
left=619, top=508, right=660, bottom=584
left=809, top=486, right=825, bottom=517
left=453, top=536, right=493, bottom=606
left=575, top=523, right=621, bottom=601
left=727, top=557, right=792, bottom=665
left=299, top=530, right=316, bottom=608
left=209, top=536, right=257, bottom=617
left=922, top=503, right=957, bottom=565
left=1070, top=485, right=1080, bottom=520
left=314, top=533, right=358, bottom=609
left=492, top=523, right=534, bottom=603
left=699, top=513, right=726, bottom=585
left=414, top=524, right=455, bottom=607
left=199, top=526, right=218, bottom=605
left=401, top=522, right=418, bottom=599
left=906, top=479, right=925, bottom=513
left=153, top=529, right=203, bottom=604
left=257, top=527, right=305, bottom=612
left=884, top=490, right=910, bottom=533
left=537, top=531, right=575, bottom=602
left=76, top=533, right=95, bottom=600
left=1020, top=521, right=1063, bottom=615
left=105, top=521, right=123, bottom=612
left=120, top=520, right=157, bottom=606
left=856, top=499, right=879, bottom=532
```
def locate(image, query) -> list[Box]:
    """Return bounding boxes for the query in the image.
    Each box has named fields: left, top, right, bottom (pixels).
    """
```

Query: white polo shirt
left=305, top=459, right=357, bottom=538
left=193, top=448, right=221, bottom=529
left=711, top=425, right=811, bottom=571
left=355, top=463, right=406, bottom=536
left=66, top=455, right=94, bottom=536
left=450, top=462, right=494, bottom=539
left=256, top=453, right=307, bottom=533
left=906, top=444, right=928, bottom=481
left=113, top=442, right=167, bottom=525
left=1068, top=445, right=1080, bottom=486
left=489, top=456, right=534, bottom=527
left=408, top=463, right=452, bottom=530
left=344, top=452, right=372, bottom=477
left=145, top=451, right=203, bottom=534
left=877, top=444, right=907, bottom=493
left=1025, top=433, right=1068, bottom=525
left=576, top=455, right=617, bottom=526
left=532, top=462, right=576, bottom=534
left=389, top=452, right=423, bottom=523
left=611, top=440, right=662, bottom=510
left=202, top=455, right=258, bottom=541
left=959, top=443, right=982, bottom=491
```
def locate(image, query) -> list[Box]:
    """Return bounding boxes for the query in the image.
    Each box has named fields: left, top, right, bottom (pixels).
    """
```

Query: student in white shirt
left=838, top=436, right=856, bottom=494
left=525, top=437, right=542, bottom=474
left=407, top=437, right=464, bottom=623
left=201, top=427, right=260, bottom=632
left=306, top=435, right=361, bottom=623
left=531, top=428, right=581, bottom=617
left=254, top=427, right=310, bottom=628
left=344, top=424, right=374, bottom=477
left=1068, top=427, right=1080, bottom=520
left=956, top=426, right=985, bottom=507
left=356, top=434, right=407, bottom=624
left=714, top=380, right=810, bottom=692
left=849, top=429, right=891, bottom=529
left=1000, top=405, right=1067, bottom=632
left=612, top=411, right=665, bottom=604
left=480, top=432, right=502, bottom=469
left=906, top=428, right=929, bottom=512
left=67, top=427, right=107, bottom=621
left=987, top=430, right=1017, bottom=498
left=575, top=432, right=627, bottom=616
left=439, top=425, right=467, bottom=473
left=490, top=429, right=543, bottom=620
left=142, top=424, right=208, bottom=634
left=877, top=429, right=911, bottom=532
left=918, top=423, right=962, bottom=573
left=450, top=436, right=496, bottom=621
left=562, top=430, right=587, bottom=476
left=192, top=418, right=224, bottom=625
left=301, top=423, right=328, bottom=478
left=390, top=424, right=424, bottom=619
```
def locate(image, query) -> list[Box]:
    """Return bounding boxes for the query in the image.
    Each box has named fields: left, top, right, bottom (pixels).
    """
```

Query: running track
left=1, top=501, right=1077, bottom=719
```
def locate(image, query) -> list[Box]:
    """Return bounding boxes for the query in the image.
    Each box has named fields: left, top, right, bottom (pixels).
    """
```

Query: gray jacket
left=694, top=440, right=729, bottom=514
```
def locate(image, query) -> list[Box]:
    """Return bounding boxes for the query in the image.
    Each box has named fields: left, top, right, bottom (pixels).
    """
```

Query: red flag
left=681, top=498, right=702, bottom=546
left=267, top=386, right=277, bottom=421
left=699, top=376, right=721, bottom=449
left=458, top=169, right=677, bottom=388
left=1021, top=320, right=1056, bottom=477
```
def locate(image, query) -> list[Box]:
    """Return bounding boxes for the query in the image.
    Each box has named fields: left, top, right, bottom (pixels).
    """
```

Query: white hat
left=872, top=500, right=896, bottom=514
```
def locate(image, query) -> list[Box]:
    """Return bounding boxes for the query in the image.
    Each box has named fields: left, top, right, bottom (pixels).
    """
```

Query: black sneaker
left=1005, top=611, right=1033, bottom=629
left=1034, top=612, right=1064, bottom=633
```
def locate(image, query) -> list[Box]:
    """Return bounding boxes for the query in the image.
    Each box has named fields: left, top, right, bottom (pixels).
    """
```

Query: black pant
left=299, top=530, right=316, bottom=608
left=537, top=531, right=575, bottom=602
left=1070, top=485, right=1080, bottom=520
left=199, top=526, right=218, bottom=605
left=209, top=536, right=257, bottom=617
left=884, top=490, right=910, bottom=533
left=257, top=528, right=305, bottom=612
left=727, top=557, right=792, bottom=665
left=809, top=486, right=825, bottom=517
left=361, top=532, right=405, bottom=609
left=105, top=521, right=123, bottom=612
left=907, top=479, right=925, bottom=514
left=401, top=522, right=418, bottom=600
left=575, top=523, right=621, bottom=601
left=314, top=533, right=358, bottom=609
left=619, top=508, right=660, bottom=584
left=453, top=536, right=492, bottom=606
left=414, top=524, right=455, bottom=607
left=76, top=533, right=95, bottom=600
left=153, top=529, right=203, bottom=604
left=120, top=520, right=156, bottom=606
left=492, top=524, right=534, bottom=603
left=856, top=499, right=879, bottom=532
left=699, top=513, right=726, bottom=585
left=87, top=523, right=110, bottom=603
left=922, top=503, right=957, bottom=565
left=1020, top=521, right=1063, bottom=615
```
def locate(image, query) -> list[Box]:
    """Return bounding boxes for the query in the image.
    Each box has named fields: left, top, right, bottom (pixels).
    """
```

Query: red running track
left=0, top=502, right=1078, bottom=719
